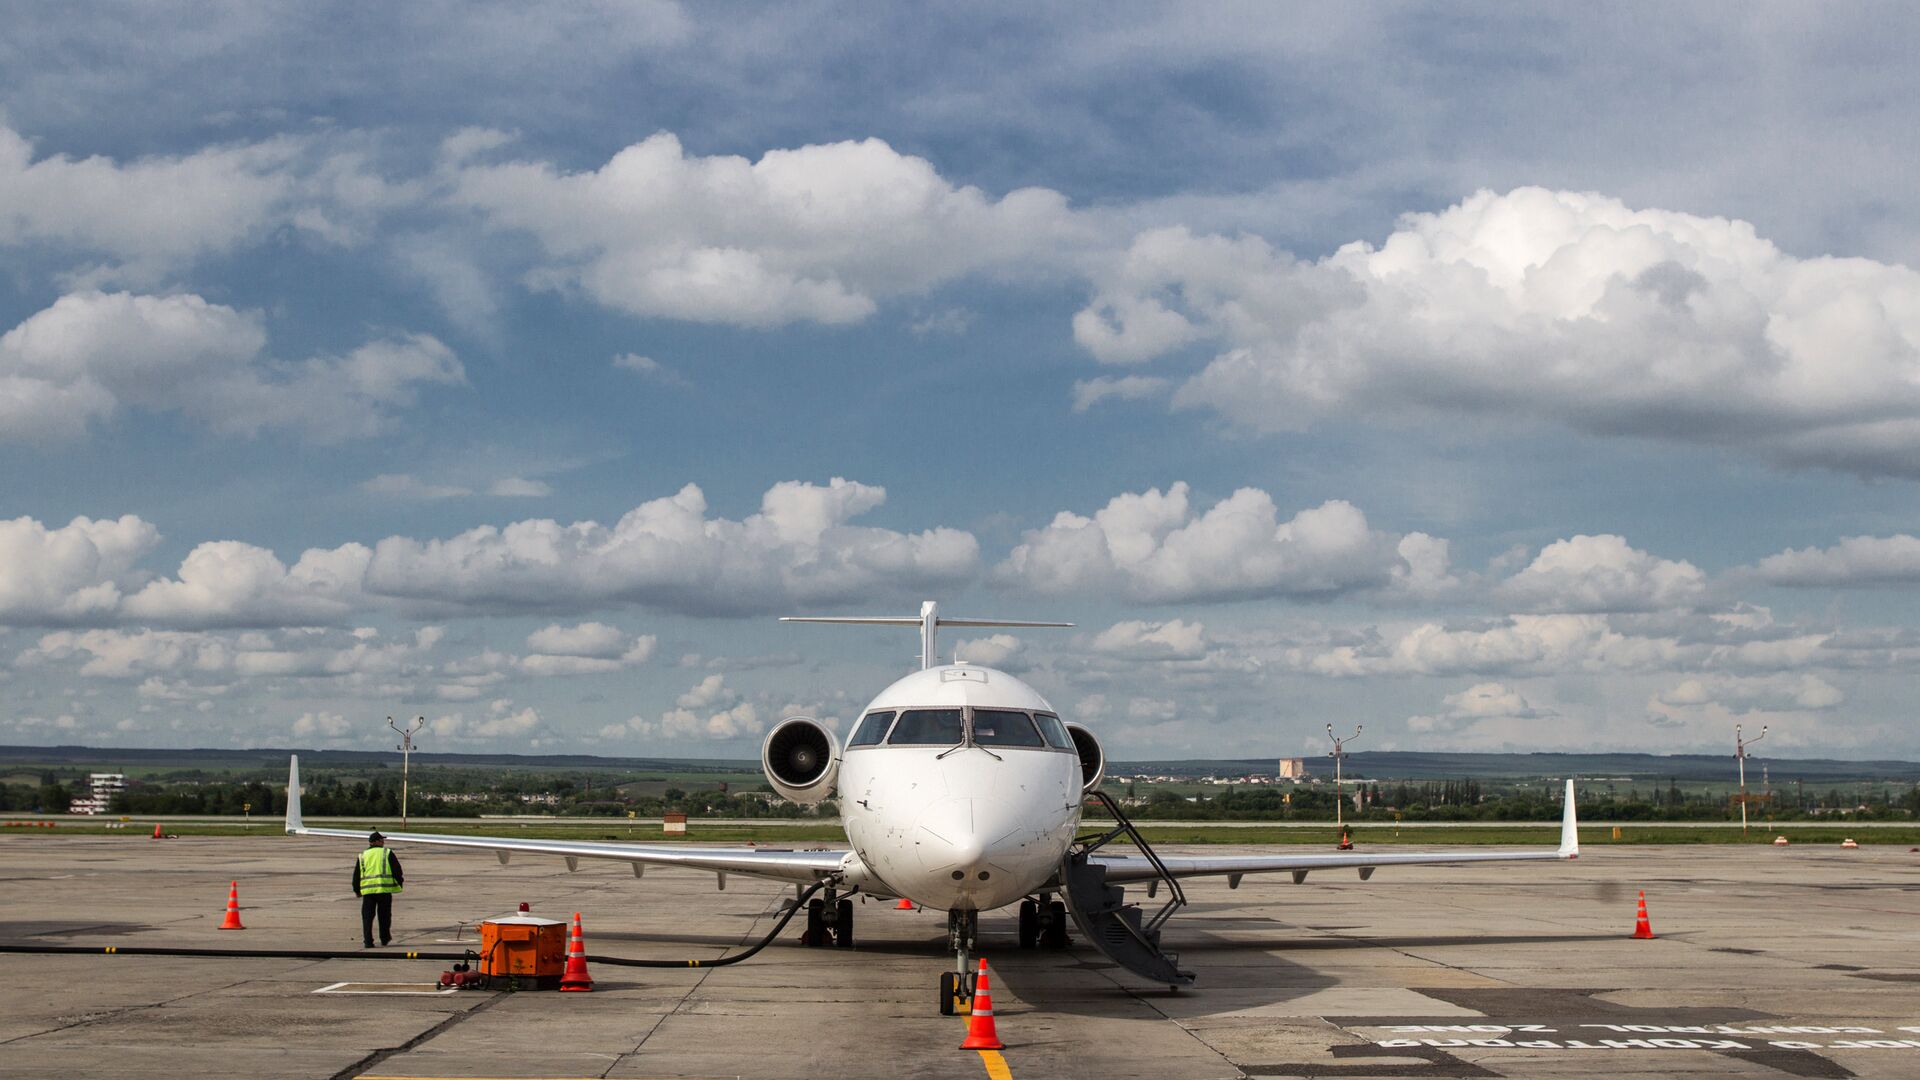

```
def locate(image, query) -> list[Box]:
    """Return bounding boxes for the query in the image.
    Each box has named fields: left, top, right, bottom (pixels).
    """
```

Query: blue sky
left=5, top=4, right=1920, bottom=759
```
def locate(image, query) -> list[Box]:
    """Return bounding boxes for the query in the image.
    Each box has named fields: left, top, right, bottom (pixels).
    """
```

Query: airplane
left=287, top=600, right=1580, bottom=1013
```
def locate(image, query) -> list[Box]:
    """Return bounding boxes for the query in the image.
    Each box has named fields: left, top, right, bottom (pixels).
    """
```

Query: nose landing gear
left=939, top=908, right=980, bottom=1016
left=800, top=889, right=855, bottom=947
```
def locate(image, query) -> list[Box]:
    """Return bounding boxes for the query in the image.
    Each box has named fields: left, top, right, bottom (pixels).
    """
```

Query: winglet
left=1558, top=778, right=1579, bottom=859
left=286, top=755, right=305, bottom=834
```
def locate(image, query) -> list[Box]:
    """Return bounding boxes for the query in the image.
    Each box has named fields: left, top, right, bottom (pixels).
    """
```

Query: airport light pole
left=389, top=715, right=426, bottom=829
left=1327, top=724, right=1362, bottom=829
left=1735, top=723, right=1766, bottom=835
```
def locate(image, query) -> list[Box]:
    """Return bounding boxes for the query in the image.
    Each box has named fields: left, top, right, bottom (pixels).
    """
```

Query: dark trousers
left=360, top=893, right=393, bottom=945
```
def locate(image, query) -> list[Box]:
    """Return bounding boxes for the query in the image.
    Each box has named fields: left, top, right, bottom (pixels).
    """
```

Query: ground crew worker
left=353, top=830, right=404, bottom=947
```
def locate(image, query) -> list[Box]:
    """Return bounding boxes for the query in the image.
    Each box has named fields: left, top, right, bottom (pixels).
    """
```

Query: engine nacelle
left=1064, top=722, right=1105, bottom=794
left=761, top=716, right=841, bottom=806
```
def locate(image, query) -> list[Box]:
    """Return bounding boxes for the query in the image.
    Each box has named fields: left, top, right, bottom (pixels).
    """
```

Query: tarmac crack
left=326, top=992, right=505, bottom=1080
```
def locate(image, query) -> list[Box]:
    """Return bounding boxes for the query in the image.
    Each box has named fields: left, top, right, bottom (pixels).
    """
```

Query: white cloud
left=610, top=352, right=686, bottom=386
left=292, top=711, right=354, bottom=740
left=1654, top=673, right=1844, bottom=713
left=122, top=541, right=372, bottom=629
left=1088, top=619, right=1209, bottom=661
left=431, top=699, right=546, bottom=742
left=517, top=621, right=656, bottom=676
left=675, top=673, right=736, bottom=710
left=1070, top=375, right=1169, bottom=412
left=363, top=474, right=473, bottom=500
left=448, top=132, right=1091, bottom=327
left=1495, top=534, right=1706, bottom=613
left=0, top=291, right=463, bottom=442
left=1748, top=535, right=1920, bottom=587
left=487, top=477, right=551, bottom=497
left=995, top=482, right=1405, bottom=603
left=1408, top=681, right=1552, bottom=734
left=954, top=633, right=1024, bottom=669
left=363, top=477, right=979, bottom=616
left=1083, top=188, right=1920, bottom=478
left=0, top=514, right=158, bottom=625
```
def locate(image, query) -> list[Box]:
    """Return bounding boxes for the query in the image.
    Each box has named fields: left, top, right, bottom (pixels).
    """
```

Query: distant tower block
left=1278, top=757, right=1308, bottom=782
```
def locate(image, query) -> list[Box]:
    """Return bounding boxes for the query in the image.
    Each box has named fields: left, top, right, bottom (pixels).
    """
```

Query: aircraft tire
left=940, top=971, right=959, bottom=1015
left=834, top=898, right=854, bottom=947
left=802, top=898, right=827, bottom=947
left=1043, top=900, right=1070, bottom=948
left=1017, top=899, right=1039, bottom=948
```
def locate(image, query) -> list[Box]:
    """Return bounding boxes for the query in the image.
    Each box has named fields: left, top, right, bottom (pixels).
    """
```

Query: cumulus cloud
left=447, top=132, right=1092, bottom=327
left=1088, top=619, right=1209, bottom=661
left=1408, top=681, right=1552, bottom=734
left=363, top=477, right=979, bottom=616
left=0, top=515, right=158, bottom=625
left=1082, top=188, right=1920, bottom=478
left=122, top=541, right=372, bottom=629
left=1654, top=673, right=1844, bottom=713
left=1070, top=375, right=1169, bottom=412
left=953, top=633, right=1025, bottom=669
left=19, top=625, right=443, bottom=680
left=0, top=291, right=463, bottom=442
left=1495, top=534, right=1706, bottom=613
left=610, top=352, right=686, bottom=386
left=994, top=482, right=1410, bottom=603
left=430, top=699, right=547, bottom=742
left=1747, top=535, right=1920, bottom=587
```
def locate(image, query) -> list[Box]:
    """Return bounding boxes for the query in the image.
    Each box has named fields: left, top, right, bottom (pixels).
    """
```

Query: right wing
left=1093, top=779, right=1582, bottom=885
left=284, top=755, right=848, bottom=887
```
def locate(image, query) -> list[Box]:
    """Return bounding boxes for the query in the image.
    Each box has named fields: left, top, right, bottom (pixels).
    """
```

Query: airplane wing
left=283, top=755, right=848, bottom=887
left=1091, top=779, right=1581, bottom=885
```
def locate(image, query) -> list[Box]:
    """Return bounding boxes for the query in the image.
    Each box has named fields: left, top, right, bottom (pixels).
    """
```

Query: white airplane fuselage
left=833, top=664, right=1085, bottom=911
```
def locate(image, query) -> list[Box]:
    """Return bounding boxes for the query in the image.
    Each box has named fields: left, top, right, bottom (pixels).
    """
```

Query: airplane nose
left=915, top=797, right=989, bottom=880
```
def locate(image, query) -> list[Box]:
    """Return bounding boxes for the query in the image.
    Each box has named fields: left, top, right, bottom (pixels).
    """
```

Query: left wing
left=1093, top=779, right=1581, bottom=885
left=283, top=755, right=848, bottom=887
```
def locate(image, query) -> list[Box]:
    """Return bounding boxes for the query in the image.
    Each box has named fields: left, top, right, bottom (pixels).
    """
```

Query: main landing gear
left=799, top=888, right=854, bottom=948
left=1017, top=894, right=1071, bottom=950
left=939, top=908, right=980, bottom=1016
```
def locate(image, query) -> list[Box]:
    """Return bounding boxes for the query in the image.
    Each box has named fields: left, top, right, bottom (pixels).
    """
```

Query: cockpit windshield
left=886, top=708, right=965, bottom=745
left=848, top=711, right=894, bottom=747
left=971, top=708, right=1044, bottom=747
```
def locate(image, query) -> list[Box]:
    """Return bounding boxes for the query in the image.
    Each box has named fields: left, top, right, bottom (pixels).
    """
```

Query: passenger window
left=1032, top=712, right=1072, bottom=750
left=887, top=708, right=965, bottom=745
left=848, top=711, right=895, bottom=747
left=972, top=708, right=1044, bottom=747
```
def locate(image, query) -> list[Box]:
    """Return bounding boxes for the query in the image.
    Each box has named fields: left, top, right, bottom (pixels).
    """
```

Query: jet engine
left=1064, top=722, right=1105, bottom=793
left=761, top=716, right=841, bottom=806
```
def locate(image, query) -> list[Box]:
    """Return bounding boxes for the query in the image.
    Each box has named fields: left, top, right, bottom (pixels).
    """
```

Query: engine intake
left=1064, top=722, right=1105, bottom=794
left=761, top=716, right=841, bottom=806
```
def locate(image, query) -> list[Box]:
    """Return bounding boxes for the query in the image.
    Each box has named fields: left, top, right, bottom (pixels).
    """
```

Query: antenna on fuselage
left=780, top=600, right=1073, bottom=670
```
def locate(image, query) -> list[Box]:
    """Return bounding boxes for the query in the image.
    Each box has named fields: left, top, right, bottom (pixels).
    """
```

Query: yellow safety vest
left=357, top=847, right=401, bottom=894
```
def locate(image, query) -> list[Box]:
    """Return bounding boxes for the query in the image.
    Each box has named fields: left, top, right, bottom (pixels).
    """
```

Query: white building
left=1278, top=758, right=1308, bottom=782
left=68, top=773, right=127, bottom=815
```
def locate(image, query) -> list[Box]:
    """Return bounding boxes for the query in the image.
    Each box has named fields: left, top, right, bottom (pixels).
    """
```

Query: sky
left=4, top=3, right=1920, bottom=761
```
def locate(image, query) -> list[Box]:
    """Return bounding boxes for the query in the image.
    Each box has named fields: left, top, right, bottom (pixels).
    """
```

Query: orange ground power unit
left=477, top=914, right=568, bottom=989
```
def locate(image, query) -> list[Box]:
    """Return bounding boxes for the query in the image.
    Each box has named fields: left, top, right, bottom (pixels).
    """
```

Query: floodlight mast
left=388, top=715, right=426, bottom=828
left=1328, top=723, right=1362, bottom=829
left=1735, top=723, right=1767, bottom=835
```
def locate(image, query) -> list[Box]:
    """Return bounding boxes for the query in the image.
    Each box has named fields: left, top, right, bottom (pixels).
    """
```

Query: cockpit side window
left=848, top=710, right=895, bottom=747
left=887, top=708, right=965, bottom=745
left=1032, top=712, right=1072, bottom=750
left=971, top=708, right=1045, bottom=747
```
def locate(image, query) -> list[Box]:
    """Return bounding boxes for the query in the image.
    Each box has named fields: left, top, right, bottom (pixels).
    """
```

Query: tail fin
left=286, top=755, right=305, bottom=834
left=1558, top=778, right=1579, bottom=858
left=782, top=599, right=1071, bottom=669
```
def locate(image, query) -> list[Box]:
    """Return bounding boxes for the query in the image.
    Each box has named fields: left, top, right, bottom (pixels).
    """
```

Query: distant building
left=1277, top=758, right=1308, bottom=782
left=68, top=773, right=127, bottom=815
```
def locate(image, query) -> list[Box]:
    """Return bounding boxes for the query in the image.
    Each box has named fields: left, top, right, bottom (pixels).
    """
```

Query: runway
left=3, top=835, right=1917, bottom=1078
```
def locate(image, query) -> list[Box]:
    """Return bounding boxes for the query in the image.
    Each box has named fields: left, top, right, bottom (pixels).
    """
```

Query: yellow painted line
left=977, top=1048, right=1013, bottom=1080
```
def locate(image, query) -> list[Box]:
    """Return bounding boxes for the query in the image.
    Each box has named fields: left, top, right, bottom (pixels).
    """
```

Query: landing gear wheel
left=834, top=898, right=854, bottom=947
left=1043, top=900, right=1070, bottom=948
left=1018, top=899, right=1039, bottom=949
left=939, top=971, right=962, bottom=1015
left=801, top=897, right=829, bottom=947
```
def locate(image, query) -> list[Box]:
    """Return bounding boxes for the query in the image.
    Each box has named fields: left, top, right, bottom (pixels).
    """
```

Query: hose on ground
left=0, top=880, right=830, bottom=969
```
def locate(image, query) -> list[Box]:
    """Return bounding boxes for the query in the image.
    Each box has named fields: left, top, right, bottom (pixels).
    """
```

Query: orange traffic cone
left=895, top=898, right=914, bottom=910
left=959, top=958, right=1004, bottom=1050
left=1631, top=890, right=1655, bottom=939
left=152, top=823, right=164, bottom=840
left=559, top=911, right=593, bottom=991
left=218, top=881, right=246, bottom=930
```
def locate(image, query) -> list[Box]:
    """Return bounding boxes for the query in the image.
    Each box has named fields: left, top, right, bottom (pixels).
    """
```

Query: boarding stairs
left=1058, top=789, right=1195, bottom=987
